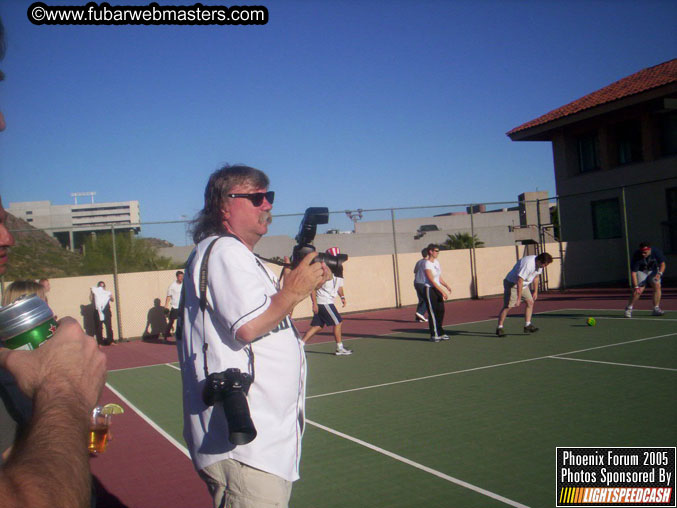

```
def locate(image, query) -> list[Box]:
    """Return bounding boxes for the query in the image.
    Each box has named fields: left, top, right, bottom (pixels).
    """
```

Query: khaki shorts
left=503, top=279, right=533, bottom=308
left=199, top=459, right=292, bottom=508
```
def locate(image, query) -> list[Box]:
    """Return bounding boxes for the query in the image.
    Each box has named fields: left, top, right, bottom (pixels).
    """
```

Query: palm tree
left=443, top=232, right=484, bottom=250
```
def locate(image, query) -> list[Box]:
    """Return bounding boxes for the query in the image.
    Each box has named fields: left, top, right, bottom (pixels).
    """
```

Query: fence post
left=390, top=209, right=401, bottom=308
left=469, top=205, right=478, bottom=298
left=621, top=187, right=632, bottom=287
left=110, top=226, right=124, bottom=340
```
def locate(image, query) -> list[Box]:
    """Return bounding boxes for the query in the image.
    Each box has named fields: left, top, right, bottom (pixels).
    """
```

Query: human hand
left=0, top=317, right=107, bottom=412
left=312, top=303, right=319, bottom=314
left=282, top=252, right=329, bottom=305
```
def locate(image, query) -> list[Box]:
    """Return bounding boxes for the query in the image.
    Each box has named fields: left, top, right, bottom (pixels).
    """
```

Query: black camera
left=291, top=207, right=348, bottom=277
left=202, top=368, right=257, bottom=445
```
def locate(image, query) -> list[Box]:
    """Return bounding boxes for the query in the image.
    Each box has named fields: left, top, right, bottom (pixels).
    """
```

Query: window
left=660, top=111, right=677, bottom=157
left=591, top=198, right=622, bottom=239
left=26, top=210, right=33, bottom=215
left=577, top=132, right=600, bottom=172
left=26, top=218, right=33, bottom=223
left=615, top=120, right=643, bottom=164
left=666, top=187, right=677, bottom=253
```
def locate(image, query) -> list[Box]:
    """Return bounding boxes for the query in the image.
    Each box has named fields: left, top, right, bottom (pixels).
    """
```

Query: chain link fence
left=3, top=180, right=675, bottom=339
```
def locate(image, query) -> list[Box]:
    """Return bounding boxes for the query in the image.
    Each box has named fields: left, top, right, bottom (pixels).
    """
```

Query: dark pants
left=164, top=308, right=180, bottom=338
left=94, top=305, right=114, bottom=344
left=414, top=283, right=427, bottom=316
left=424, top=286, right=445, bottom=338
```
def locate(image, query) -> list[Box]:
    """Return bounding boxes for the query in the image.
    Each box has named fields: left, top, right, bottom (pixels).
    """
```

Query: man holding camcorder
left=177, top=165, right=330, bottom=507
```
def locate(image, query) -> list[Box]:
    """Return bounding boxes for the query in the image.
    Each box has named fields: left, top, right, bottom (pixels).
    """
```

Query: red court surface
left=89, top=287, right=676, bottom=507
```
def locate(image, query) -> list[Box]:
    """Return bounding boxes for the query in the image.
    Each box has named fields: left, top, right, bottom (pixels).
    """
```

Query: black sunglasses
left=226, top=191, right=275, bottom=207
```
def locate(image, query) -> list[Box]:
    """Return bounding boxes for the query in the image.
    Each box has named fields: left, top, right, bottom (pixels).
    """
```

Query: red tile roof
left=508, top=58, right=677, bottom=137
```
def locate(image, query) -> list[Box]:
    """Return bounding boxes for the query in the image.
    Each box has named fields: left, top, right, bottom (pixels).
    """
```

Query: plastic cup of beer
left=88, top=406, right=111, bottom=454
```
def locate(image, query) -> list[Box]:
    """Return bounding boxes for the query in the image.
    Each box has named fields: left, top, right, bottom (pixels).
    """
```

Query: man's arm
left=0, top=318, right=107, bottom=508
left=236, top=252, right=330, bottom=343
left=439, top=276, right=452, bottom=294
left=311, top=289, right=319, bottom=313
left=338, top=287, right=346, bottom=307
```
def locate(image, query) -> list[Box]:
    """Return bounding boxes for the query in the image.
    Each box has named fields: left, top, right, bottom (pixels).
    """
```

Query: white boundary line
left=106, top=310, right=673, bottom=506
left=548, top=356, right=677, bottom=372
left=308, top=331, right=677, bottom=399
left=104, top=381, right=190, bottom=459
left=307, top=419, right=530, bottom=508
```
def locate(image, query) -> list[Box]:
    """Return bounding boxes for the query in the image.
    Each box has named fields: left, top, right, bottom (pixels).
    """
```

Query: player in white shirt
left=413, top=248, right=429, bottom=322
left=496, top=252, right=553, bottom=336
left=163, top=270, right=183, bottom=340
left=423, top=244, right=452, bottom=342
left=90, top=281, right=115, bottom=345
left=302, top=247, right=352, bottom=355
left=176, top=165, right=329, bottom=508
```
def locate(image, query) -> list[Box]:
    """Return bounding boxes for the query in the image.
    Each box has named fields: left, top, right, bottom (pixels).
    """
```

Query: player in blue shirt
left=624, top=242, right=667, bottom=317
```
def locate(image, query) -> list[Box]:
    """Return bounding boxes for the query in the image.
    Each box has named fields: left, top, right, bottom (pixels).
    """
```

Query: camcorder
left=202, top=368, right=257, bottom=445
left=291, top=207, right=348, bottom=277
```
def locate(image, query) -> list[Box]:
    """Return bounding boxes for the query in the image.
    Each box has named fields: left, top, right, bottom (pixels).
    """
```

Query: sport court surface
left=90, top=289, right=677, bottom=508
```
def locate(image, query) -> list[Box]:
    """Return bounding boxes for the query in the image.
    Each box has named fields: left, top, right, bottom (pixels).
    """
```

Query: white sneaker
left=430, top=336, right=443, bottom=342
left=415, top=312, right=428, bottom=322
left=440, top=335, right=450, bottom=340
left=652, top=308, right=665, bottom=316
left=335, top=348, right=353, bottom=356
left=624, top=308, right=632, bottom=318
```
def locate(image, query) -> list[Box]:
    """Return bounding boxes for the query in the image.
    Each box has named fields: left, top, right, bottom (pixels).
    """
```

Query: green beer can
left=0, top=294, right=57, bottom=350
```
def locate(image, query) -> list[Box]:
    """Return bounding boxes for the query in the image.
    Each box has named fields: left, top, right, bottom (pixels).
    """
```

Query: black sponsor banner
left=556, top=447, right=675, bottom=506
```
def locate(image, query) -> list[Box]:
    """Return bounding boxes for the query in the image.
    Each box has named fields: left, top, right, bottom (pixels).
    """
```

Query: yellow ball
left=586, top=317, right=596, bottom=326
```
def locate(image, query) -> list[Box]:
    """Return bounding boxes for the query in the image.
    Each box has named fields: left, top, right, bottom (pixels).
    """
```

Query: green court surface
left=106, top=309, right=677, bottom=508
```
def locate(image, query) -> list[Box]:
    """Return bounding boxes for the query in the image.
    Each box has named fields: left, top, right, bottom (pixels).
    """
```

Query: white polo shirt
left=177, top=236, right=306, bottom=482
left=315, top=276, right=343, bottom=305
left=505, top=255, right=542, bottom=285
left=166, top=280, right=183, bottom=309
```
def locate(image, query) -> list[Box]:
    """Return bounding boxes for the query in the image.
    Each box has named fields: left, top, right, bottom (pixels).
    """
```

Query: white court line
left=166, top=362, right=181, bottom=371
left=549, top=356, right=677, bottom=372
left=308, top=331, right=677, bottom=400
left=307, top=419, right=530, bottom=508
left=104, top=382, right=190, bottom=459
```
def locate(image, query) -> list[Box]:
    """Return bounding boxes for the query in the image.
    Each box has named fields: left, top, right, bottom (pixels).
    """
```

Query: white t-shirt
left=414, top=258, right=428, bottom=285
left=505, top=255, right=542, bottom=285
left=315, top=276, right=343, bottom=305
left=177, top=236, right=306, bottom=482
left=423, top=259, right=442, bottom=287
left=90, top=286, right=112, bottom=320
left=166, top=280, right=183, bottom=309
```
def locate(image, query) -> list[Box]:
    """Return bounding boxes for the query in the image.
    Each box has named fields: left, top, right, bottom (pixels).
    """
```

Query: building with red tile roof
left=507, top=59, right=677, bottom=286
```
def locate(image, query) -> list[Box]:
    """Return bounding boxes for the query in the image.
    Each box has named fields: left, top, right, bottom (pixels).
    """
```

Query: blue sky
left=1, top=0, right=675, bottom=244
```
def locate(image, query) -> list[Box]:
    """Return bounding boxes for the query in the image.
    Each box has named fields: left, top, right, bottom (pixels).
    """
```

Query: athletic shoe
left=624, top=308, right=632, bottom=318
left=523, top=324, right=539, bottom=333
left=652, top=308, right=665, bottom=316
left=439, top=334, right=450, bottom=341
left=335, top=348, right=353, bottom=356
left=415, top=313, right=428, bottom=322
left=496, top=327, right=506, bottom=337
left=430, top=336, right=442, bottom=342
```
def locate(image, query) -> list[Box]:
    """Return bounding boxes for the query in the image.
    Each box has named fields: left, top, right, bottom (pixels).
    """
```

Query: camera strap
left=198, top=234, right=256, bottom=382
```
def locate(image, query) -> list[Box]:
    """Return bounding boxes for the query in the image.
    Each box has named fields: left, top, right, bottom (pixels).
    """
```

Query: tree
left=550, top=205, right=560, bottom=240
left=82, top=232, right=179, bottom=275
left=443, top=233, right=485, bottom=250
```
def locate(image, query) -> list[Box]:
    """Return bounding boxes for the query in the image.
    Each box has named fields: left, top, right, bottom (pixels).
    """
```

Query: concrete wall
left=3, top=241, right=573, bottom=340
